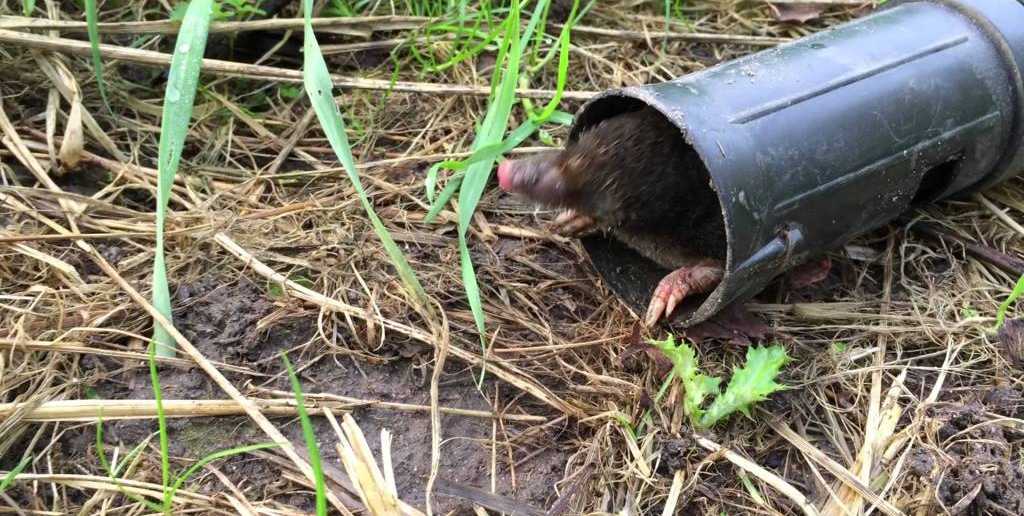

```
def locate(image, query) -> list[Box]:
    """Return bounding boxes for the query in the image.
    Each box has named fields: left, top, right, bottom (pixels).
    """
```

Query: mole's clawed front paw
left=787, top=256, right=832, bottom=289
left=549, top=209, right=598, bottom=236
left=644, top=262, right=725, bottom=326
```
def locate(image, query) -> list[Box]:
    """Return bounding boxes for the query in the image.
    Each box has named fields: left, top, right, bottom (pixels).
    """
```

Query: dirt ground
left=2, top=1, right=1024, bottom=515
left=76, top=277, right=568, bottom=512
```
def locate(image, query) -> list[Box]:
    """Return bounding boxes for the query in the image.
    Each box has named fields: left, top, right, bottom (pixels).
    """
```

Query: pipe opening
left=569, top=96, right=648, bottom=142
left=912, top=152, right=964, bottom=205
left=573, top=94, right=729, bottom=324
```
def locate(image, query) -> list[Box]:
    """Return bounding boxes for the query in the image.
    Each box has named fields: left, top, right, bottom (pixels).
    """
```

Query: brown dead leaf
left=769, top=2, right=826, bottom=23
left=57, top=95, right=84, bottom=170
left=997, top=319, right=1024, bottom=370
left=682, top=304, right=771, bottom=346
left=788, top=256, right=832, bottom=289
left=618, top=323, right=672, bottom=375
left=616, top=323, right=644, bottom=363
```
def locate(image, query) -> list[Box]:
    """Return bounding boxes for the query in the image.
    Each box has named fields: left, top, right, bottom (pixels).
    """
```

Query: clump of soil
left=173, top=276, right=277, bottom=364
left=930, top=395, right=1024, bottom=514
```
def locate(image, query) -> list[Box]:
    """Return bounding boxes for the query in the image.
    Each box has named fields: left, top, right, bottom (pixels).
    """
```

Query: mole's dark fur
left=551, top=106, right=726, bottom=267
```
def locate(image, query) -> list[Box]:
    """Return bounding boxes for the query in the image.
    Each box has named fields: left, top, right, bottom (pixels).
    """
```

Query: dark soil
left=930, top=392, right=1024, bottom=515
left=66, top=275, right=568, bottom=513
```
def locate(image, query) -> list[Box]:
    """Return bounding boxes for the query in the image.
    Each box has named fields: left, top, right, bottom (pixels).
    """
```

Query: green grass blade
left=526, top=0, right=553, bottom=62
left=21, top=0, right=35, bottom=16
left=165, top=442, right=277, bottom=507
left=425, top=172, right=465, bottom=221
left=547, top=110, right=574, bottom=126
left=117, top=439, right=151, bottom=477
left=84, top=0, right=111, bottom=112
left=424, top=119, right=537, bottom=215
left=0, top=454, right=31, bottom=494
left=152, top=0, right=214, bottom=357
left=282, top=352, right=327, bottom=516
left=526, top=0, right=577, bottom=122
left=456, top=0, right=523, bottom=341
left=427, top=25, right=503, bottom=73
left=94, top=419, right=164, bottom=512
left=516, top=0, right=548, bottom=56
left=662, top=0, right=671, bottom=51
left=421, top=0, right=568, bottom=371
left=149, top=342, right=171, bottom=508
left=302, top=0, right=427, bottom=307
left=996, top=273, right=1024, bottom=329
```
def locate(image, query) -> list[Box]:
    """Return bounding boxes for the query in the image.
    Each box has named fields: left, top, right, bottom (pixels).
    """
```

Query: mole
left=496, top=105, right=729, bottom=326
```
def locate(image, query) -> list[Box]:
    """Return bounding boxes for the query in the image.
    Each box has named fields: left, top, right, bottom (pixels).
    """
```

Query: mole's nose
left=497, top=160, right=514, bottom=192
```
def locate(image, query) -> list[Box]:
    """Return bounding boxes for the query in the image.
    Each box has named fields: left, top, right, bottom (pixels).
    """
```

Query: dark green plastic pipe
left=573, top=0, right=1024, bottom=326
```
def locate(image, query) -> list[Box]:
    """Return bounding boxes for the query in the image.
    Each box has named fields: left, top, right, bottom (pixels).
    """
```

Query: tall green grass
left=152, top=0, right=214, bottom=357
left=0, top=454, right=31, bottom=495
left=663, top=0, right=686, bottom=19
left=59, top=0, right=586, bottom=512
left=147, top=0, right=580, bottom=359
left=302, top=0, right=429, bottom=309
left=422, top=0, right=580, bottom=364
left=451, top=0, right=522, bottom=347
left=149, top=343, right=171, bottom=493
left=84, top=0, right=111, bottom=112
left=283, top=353, right=328, bottom=516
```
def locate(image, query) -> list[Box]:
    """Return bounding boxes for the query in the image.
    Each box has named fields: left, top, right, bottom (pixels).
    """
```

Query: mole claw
left=644, top=262, right=724, bottom=326
left=665, top=292, right=683, bottom=320
left=646, top=280, right=684, bottom=326
left=644, top=298, right=665, bottom=327
left=549, top=210, right=598, bottom=236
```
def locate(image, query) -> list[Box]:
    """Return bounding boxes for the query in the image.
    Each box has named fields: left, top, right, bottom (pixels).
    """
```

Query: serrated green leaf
left=651, top=335, right=720, bottom=421
left=699, top=345, right=788, bottom=429
left=689, top=374, right=721, bottom=419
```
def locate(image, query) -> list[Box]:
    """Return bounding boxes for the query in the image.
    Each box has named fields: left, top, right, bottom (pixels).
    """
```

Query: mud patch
left=930, top=396, right=1024, bottom=514
left=71, top=275, right=567, bottom=512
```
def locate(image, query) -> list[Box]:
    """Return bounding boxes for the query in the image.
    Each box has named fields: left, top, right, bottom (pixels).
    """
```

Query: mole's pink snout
left=497, top=160, right=515, bottom=192
left=495, top=154, right=565, bottom=206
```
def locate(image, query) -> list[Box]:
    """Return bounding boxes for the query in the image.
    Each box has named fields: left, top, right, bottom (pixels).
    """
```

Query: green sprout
left=652, top=335, right=789, bottom=429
